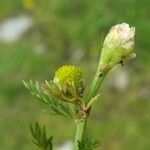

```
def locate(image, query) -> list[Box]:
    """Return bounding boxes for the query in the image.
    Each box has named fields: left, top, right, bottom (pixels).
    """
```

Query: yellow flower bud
left=99, top=23, right=135, bottom=73
left=54, top=65, right=84, bottom=95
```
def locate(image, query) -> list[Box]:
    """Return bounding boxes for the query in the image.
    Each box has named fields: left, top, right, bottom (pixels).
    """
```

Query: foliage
left=30, top=122, right=53, bottom=150
left=0, top=0, right=149, bottom=150
left=22, top=80, right=75, bottom=118
left=78, top=134, right=101, bottom=150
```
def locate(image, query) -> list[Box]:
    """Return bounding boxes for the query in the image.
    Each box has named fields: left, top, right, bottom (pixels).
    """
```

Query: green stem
left=74, top=58, right=107, bottom=150
left=87, top=73, right=105, bottom=102
left=74, top=119, right=87, bottom=150
left=86, top=60, right=106, bottom=104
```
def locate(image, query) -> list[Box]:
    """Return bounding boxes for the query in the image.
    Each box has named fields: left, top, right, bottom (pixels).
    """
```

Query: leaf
left=78, top=133, right=101, bottom=150
left=22, top=80, right=74, bottom=118
left=30, top=122, right=53, bottom=150
left=86, top=94, right=100, bottom=110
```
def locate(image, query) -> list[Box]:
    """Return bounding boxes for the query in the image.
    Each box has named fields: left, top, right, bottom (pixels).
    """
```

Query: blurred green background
left=0, top=0, right=149, bottom=149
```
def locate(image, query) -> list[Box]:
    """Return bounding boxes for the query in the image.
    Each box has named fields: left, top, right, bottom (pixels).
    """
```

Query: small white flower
left=104, top=23, right=135, bottom=50
left=99, top=23, right=136, bottom=73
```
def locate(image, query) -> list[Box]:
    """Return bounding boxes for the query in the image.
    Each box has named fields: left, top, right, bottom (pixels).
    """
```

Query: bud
left=99, top=23, right=135, bottom=73
left=54, top=65, right=84, bottom=96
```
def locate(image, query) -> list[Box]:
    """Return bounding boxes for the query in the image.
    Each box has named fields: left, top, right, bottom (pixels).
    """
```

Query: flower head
left=54, top=65, right=84, bottom=95
left=99, top=23, right=135, bottom=72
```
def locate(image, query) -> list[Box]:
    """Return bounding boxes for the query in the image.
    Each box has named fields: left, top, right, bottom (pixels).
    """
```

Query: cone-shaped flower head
left=54, top=65, right=84, bottom=95
left=99, top=23, right=135, bottom=73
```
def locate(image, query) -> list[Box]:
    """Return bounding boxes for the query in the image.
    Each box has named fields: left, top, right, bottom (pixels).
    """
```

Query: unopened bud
left=99, top=23, right=135, bottom=73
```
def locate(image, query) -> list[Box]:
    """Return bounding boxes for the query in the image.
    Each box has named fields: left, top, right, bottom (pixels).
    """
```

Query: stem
left=87, top=73, right=105, bottom=102
left=74, top=119, right=87, bottom=150
left=86, top=60, right=106, bottom=104
left=74, top=58, right=107, bottom=150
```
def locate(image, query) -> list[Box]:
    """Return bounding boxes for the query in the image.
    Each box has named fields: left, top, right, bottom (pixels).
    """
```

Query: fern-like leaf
left=78, top=134, right=101, bottom=150
left=22, top=80, right=75, bottom=118
left=30, top=122, right=53, bottom=150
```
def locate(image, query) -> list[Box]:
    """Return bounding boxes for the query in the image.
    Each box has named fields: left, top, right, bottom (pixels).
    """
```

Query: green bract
left=38, top=65, right=84, bottom=104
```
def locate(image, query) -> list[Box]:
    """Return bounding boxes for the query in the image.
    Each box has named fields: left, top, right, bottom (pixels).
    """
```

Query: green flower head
left=54, top=65, right=84, bottom=95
